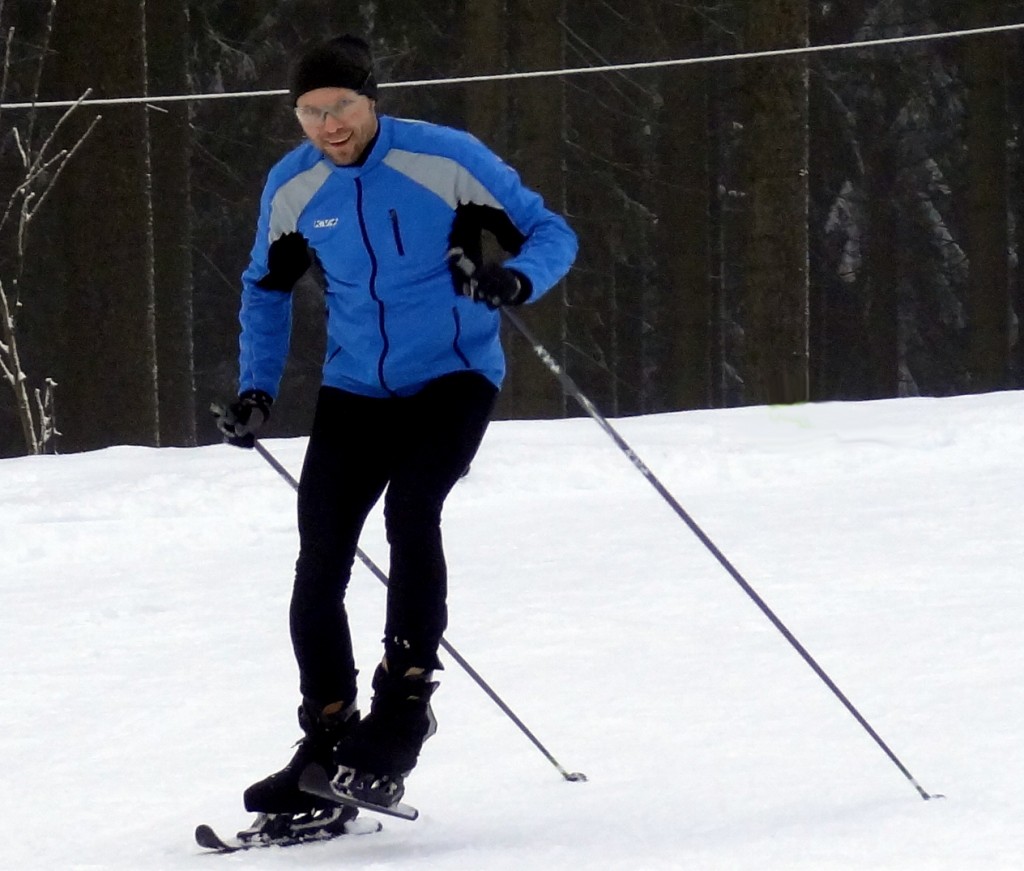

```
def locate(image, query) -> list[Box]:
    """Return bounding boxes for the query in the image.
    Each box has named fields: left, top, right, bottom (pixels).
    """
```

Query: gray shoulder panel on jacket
left=382, top=149, right=502, bottom=211
left=269, top=162, right=332, bottom=241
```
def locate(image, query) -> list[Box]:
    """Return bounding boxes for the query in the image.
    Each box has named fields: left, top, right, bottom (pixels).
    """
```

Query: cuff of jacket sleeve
left=508, top=269, right=533, bottom=305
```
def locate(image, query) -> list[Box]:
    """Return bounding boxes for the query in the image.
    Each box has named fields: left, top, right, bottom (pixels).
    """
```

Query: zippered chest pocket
left=388, top=208, right=406, bottom=256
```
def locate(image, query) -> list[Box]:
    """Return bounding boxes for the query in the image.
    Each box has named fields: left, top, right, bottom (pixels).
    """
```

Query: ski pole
left=248, top=437, right=587, bottom=784
left=501, top=308, right=940, bottom=801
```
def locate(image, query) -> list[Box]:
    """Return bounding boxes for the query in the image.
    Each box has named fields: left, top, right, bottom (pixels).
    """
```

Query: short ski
left=299, top=762, right=420, bottom=821
left=195, top=815, right=381, bottom=853
left=196, top=824, right=260, bottom=853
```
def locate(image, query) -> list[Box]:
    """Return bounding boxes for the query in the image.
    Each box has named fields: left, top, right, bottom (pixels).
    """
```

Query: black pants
left=290, top=371, right=498, bottom=707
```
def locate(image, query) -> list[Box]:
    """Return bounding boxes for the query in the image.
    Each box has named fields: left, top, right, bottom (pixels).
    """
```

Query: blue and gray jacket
left=238, top=114, right=578, bottom=399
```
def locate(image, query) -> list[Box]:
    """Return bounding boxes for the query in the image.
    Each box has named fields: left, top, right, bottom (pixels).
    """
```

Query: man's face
left=294, top=87, right=378, bottom=166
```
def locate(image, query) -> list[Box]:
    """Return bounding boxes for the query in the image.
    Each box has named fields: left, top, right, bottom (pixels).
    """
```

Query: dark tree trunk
left=148, top=0, right=196, bottom=445
left=965, top=18, right=1010, bottom=392
left=740, top=0, right=810, bottom=405
left=862, top=146, right=901, bottom=398
left=500, top=0, right=567, bottom=419
left=461, top=0, right=508, bottom=154
left=653, top=5, right=713, bottom=411
left=48, top=0, right=159, bottom=451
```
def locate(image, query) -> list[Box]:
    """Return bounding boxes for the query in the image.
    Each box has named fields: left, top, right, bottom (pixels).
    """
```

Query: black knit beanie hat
left=290, top=35, right=378, bottom=104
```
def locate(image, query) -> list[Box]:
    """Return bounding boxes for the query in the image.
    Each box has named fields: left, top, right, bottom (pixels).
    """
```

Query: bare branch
left=23, top=0, right=59, bottom=153
left=0, top=0, right=68, bottom=455
left=0, top=310, right=14, bottom=381
left=0, top=189, right=18, bottom=241
left=15, top=147, right=69, bottom=191
left=0, top=277, right=19, bottom=384
left=0, top=26, right=14, bottom=120
left=0, top=275, right=39, bottom=451
left=27, top=113, right=101, bottom=221
left=1, top=99, right=100, bottom=264
left=13, top=125, right=28, bottom=166
left=26, top=88, right=95, bottom=180
left=16, top=192, right=35, bottom=260
left=34, top=377, right=59, bottom=452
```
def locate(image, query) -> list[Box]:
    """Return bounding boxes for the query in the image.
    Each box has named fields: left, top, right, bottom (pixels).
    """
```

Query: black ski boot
left=330, top=661, right=438, bottom=808
left=243, top=699, right=360, bottom=822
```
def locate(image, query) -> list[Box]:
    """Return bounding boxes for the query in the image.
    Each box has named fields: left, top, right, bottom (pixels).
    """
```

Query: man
left=215, top=34, right=577, bottom=842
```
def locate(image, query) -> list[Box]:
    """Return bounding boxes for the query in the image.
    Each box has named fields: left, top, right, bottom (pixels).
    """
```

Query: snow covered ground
left=2, top=391, right=1022, bottom=869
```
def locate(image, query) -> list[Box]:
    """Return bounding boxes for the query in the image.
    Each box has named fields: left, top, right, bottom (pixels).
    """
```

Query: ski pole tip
left=565, top=771, right=588, bottom=782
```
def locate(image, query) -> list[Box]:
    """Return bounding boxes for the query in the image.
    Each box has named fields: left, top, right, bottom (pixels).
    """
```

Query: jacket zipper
left=388, top=208, right=406, bottom=256
left=355, top=178, right=394, bottom=395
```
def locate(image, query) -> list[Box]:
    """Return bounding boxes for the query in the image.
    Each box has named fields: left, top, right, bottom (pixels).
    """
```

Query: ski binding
left=195, top=810, right=380, bottom=853
left=299, top=762, right=419, bottom=821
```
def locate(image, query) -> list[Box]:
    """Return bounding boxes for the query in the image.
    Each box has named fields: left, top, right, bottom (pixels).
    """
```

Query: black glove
left=448, top=248, right=531, bottom=309
left=212, top=389, right=272, bottom=449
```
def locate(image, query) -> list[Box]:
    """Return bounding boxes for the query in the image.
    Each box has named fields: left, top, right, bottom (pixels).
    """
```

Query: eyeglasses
left=294, top=96, right=365, bottom=126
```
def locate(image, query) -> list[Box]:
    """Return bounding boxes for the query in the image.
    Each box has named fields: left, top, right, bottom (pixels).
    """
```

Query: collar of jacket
left=323, top=114, right=393, bottom=177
